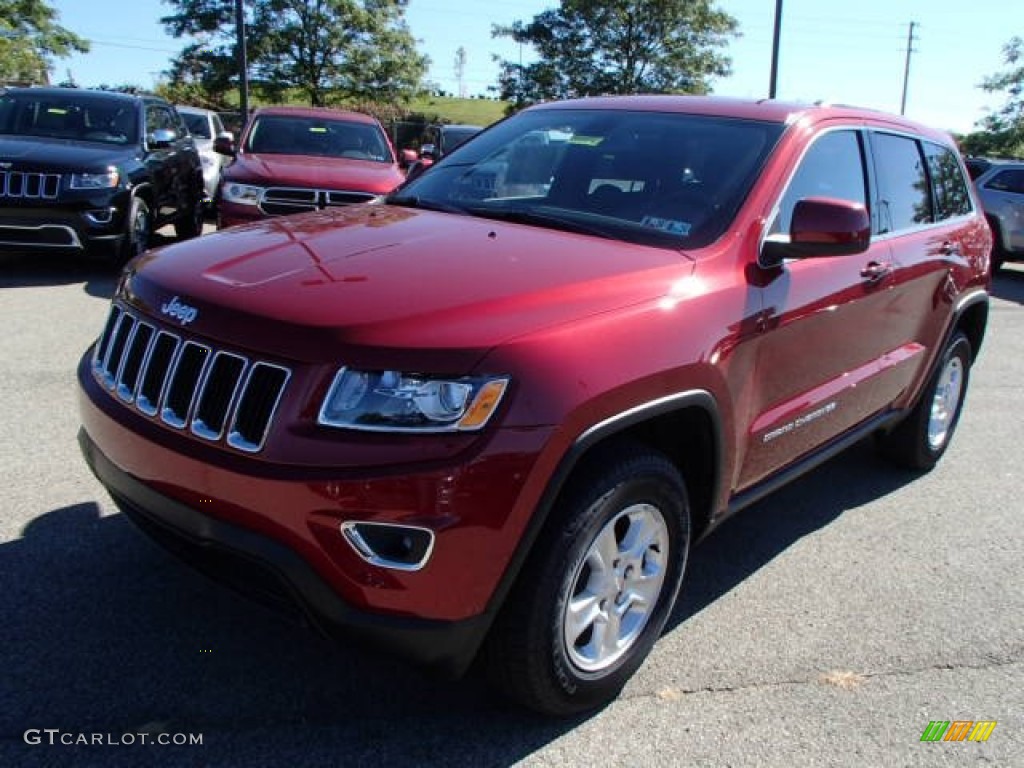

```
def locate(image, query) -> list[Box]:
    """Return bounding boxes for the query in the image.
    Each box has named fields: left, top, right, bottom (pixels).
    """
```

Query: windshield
left=0, top=92, right=139, bottom=145
left=393, top=109, right=784, bottom=249
left=181, top=112, right=211, bottom=139
left=245, top=115, right=393, bottom=162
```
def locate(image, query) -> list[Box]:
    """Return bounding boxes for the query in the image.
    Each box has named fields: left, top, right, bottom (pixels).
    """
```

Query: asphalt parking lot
left=1, top=229, right=1022, bottom=767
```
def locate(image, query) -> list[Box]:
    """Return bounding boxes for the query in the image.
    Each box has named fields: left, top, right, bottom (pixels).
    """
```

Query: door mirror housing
left=760, top=197, right=871, bottom=268
left=213, top=134, right=236, bottom=157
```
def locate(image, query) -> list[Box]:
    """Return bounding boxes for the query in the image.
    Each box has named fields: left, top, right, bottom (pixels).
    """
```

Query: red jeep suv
left=78, top=96, right=991, bottom=716
left=214, top=106, right=405, bottom=228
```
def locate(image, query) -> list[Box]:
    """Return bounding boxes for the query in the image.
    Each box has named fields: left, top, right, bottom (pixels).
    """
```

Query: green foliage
left=492, top=0, right=737, bottom=112
left=160, top=0, right=426, bottom=108
left=0, top=0, right=89, bottom=84
left=970, top=37, right=1024, bottom=158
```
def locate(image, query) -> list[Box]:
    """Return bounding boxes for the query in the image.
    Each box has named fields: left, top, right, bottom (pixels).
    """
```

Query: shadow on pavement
left=992, top=264, right=1024, bottom=305
left=0, top=502, right=578, bottom=766
left=670, top=439, right=917, bottom=629
left=0, top=230, right=186, bottom=301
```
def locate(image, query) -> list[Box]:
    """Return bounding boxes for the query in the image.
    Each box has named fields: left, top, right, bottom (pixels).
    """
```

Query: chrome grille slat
left=90, top=305, right=290, bottom=453
left=0, top=171, right=62, bottom=199
left=259, top=186, right=375, bottom=216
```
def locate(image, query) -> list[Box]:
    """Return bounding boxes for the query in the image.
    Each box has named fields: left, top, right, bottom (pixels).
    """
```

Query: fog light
left=84, top=207, right=116, bottom=225
left=340, top=521, right=434, bottom=571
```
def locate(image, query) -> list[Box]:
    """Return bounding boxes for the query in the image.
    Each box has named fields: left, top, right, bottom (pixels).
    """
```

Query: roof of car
left=529, top=95, right=951, bottom=139
left=176, top=105, right=216, bottom=115
left=3, top=86, right=153, bottom=104
left=251, top=105, right=379, bottom=124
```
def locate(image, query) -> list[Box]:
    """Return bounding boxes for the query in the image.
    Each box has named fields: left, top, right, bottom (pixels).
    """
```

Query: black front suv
left=0, top=87, right=205, bottom=265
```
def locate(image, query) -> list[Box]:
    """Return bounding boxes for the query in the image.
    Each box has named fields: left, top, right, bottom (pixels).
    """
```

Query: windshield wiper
left=386, top=195, right=466, bottom=214
left=460, top=206, right=615, bottom=240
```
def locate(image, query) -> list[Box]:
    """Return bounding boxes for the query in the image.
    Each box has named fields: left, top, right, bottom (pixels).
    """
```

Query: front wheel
left=174, top=190, right=205, bottom=240
left=112, top=196, right=151, bottom=266
left=484, top=445, right=691, bottom=716
left=878, top=331, right=972, bottom=470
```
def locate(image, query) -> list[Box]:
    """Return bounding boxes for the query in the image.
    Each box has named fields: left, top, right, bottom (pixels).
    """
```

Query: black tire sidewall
left=541, top=458, right=690, bottom=711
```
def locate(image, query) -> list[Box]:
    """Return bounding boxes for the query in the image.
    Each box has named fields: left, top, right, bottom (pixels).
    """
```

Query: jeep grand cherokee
left=0, top=87, right=205, bottom=265
left=78, top=96, right=991, bottom=716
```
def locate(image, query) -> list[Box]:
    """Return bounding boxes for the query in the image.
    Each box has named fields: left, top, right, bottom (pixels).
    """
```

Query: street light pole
left=769, top=0, right=783, bottom=98
left=235, top=0, right=249, bottom=128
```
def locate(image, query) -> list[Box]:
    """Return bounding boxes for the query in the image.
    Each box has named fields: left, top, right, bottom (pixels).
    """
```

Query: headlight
left=221, top=182, right=263, bottom=206
left=318, top=368, right=509, bottom=432
left=70, top=168, right=119, bottom=189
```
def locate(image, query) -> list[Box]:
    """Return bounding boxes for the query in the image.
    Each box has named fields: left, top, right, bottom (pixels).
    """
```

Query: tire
left=175, top=189, right=205, bottom=240
left=879, top=331, right=972, bottom=470
left=484, top=444, right=691, bottom=716
left=114, top=197, right=151, bottom=266
left=986, top=215, right=1007, bottom=272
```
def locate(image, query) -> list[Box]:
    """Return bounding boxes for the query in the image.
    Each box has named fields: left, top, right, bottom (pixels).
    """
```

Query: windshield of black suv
left=0, top=92, right=139, bottom=145
left=391, top=109, right=784, bottom=249
left=245, top=115, right=393, bottom=162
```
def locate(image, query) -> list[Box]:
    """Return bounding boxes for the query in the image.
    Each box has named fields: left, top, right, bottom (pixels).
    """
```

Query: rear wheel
left=878, top=331, right=972, bottom=470
left=484, top=444, right=690, bottom=716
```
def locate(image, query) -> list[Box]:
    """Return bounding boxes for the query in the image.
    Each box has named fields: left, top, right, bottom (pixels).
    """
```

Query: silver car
left=177, top=106, right=233, bottom=203
left=974, top=161, right=1024, bottom=270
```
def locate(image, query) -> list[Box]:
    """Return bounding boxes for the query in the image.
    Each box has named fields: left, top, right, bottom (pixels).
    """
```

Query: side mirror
left=399, top=148, right=418, bottom=169
left=419, top=143, right=437, bottom=161
left=760, top=197, right=871, bottom=268
left=148, top=128, right=177, bottom=149
left=213, top=134, right=236, bottom=157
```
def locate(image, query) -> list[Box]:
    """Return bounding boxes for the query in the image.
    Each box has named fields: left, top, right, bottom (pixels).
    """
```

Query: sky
left=47, top=0, right=1017, bottom=136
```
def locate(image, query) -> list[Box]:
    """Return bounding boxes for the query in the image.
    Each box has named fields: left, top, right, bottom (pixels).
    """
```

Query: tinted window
left=246, top=115, right=392, bottom=162
left=0, top=92, right=138, bottom=145
left=395, top=110, right=784, bottom=249
left=772, top=130, right=866, bottom=235
left=924, top=142, right=972, bottom=219
left=146, top=105, right=176, bottom=135
left=984, top=169, right=1024, bottom=194
left=871, top=133, right=930, bottom=232
left=182, top=112, right=212, bottom=139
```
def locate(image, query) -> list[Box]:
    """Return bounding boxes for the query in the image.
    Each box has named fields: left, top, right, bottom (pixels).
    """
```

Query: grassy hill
left=406, top=95, right=507, bottom=126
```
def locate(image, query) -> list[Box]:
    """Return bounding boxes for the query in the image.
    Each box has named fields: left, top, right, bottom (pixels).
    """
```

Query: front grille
left=1, top=171, right=61, bottom=199
left=92, top=304, right=291, bottom=453
left=259, top=186, right=375, bottom=216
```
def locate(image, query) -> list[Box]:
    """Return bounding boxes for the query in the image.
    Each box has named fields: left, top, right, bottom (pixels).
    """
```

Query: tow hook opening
left=340, top=521, right=435, bottom=571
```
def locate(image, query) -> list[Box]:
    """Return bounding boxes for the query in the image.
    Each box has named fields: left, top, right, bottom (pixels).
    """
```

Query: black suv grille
left=259, top=187, right=376, bottom=216
left=1, top=171, right=62, bottom=199
left=91, top=304, right=291, bottom=453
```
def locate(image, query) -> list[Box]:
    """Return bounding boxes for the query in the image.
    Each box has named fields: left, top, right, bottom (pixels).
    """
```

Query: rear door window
left=983, top=168, right=1024, bottom=194
left=870, top=132, right=931, bottom=233
left=923, top=142, right=972, bottom=219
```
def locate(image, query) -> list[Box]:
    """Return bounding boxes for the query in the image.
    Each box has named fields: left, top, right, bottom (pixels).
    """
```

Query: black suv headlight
left=69, top=168, right=120, bottom=189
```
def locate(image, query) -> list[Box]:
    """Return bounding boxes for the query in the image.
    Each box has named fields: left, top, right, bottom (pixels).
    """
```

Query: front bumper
left=77, top=348, right=554, bottom=675
left=0, top=198, right=128, bottom=256
left=78, top=427, right=491, bottom=676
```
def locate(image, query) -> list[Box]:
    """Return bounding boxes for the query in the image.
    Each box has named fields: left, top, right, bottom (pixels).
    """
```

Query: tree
left=0, top=0, right=89, bottom=85
left=968, top=36, right=1024, bottom=157
left=492, top=0, right=737, bottom=111
left=160, top=0, right=427, bottom=107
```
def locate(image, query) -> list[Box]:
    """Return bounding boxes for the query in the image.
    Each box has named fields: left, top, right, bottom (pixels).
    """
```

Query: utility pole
left=769, top=0, right=783, bottom=98
left=235, top=0, right=250, bottom=129
left=900, top=21, right=918, bottom=115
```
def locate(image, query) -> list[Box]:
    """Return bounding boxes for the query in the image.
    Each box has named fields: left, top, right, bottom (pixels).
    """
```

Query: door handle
left=860, top=261, right=893, bottom=282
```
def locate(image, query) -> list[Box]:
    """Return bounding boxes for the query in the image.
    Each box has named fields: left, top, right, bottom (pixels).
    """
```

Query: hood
left=0, top=135, right=135, bottom=172
left=225, top=152, right=404, bottom=194
left=124, top=205, right=693, bottom=370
